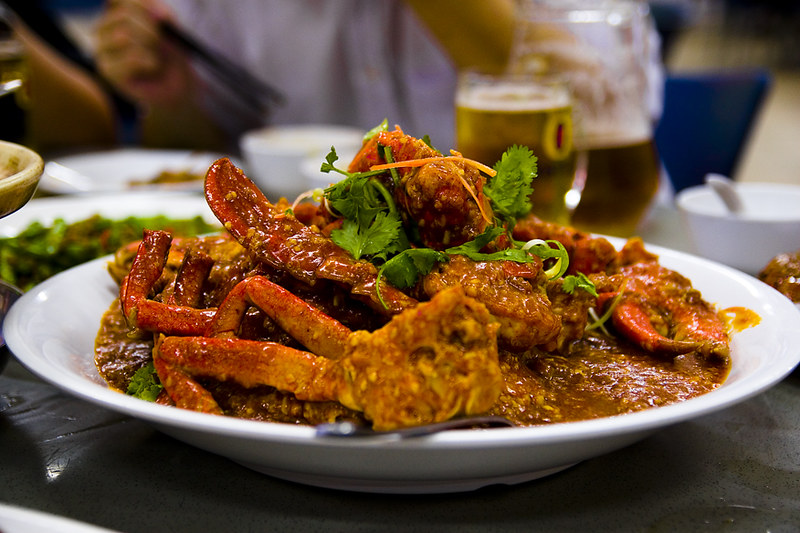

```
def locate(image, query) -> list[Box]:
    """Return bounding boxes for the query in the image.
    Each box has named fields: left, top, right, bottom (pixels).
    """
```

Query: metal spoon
left=704, top=173, right=744, bottom=215
left=315, top=415, right=516, bottom=439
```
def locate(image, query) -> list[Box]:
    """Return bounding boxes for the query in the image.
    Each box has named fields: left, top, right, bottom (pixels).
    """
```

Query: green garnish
left=563, top=272, right=598, bottom=297
left=334, top=211, right=405, bottom=261
left=379, top=248, right=448, bottom=290
left=446, top=227, right=547, bottom=264
left=316, top=135, right=595, bottom=307
left=586, top=287, right=624, bottom=335
left=362, top=118, right=389, bottom=142
left=321, top=147, right=408, bottom=261
left=520, top=239, right=569, bottom=280
left=375, top=247, right=448, bottom=308
left=126, top=362, right=163, bottom=402
left=484, top=145, right=538, bottom=223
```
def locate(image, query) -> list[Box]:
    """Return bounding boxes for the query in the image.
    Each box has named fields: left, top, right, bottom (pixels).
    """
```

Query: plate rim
left=38, top=148, right=228, bottom=194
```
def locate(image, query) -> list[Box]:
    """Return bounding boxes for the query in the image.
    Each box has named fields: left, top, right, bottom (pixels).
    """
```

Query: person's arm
left=94, top=0, right=227, bottom=150
left=404, top=0, right=516, bottom=73
left=14, top=22, right=117, bottom=153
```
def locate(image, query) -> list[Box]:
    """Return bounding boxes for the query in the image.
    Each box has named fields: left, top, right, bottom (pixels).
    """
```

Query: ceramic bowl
left=239, top=125, right=364, bottom=200
left=0, top=140, right=44, bottom=218
left=676, top=182, right=800, bottom=274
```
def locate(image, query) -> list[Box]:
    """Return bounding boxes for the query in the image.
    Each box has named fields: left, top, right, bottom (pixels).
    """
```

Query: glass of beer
left=509, top=0, right=661, bottom=237
left=455, top=71, right=576, bottom=225
left=569, top=124, right=660, bottom=237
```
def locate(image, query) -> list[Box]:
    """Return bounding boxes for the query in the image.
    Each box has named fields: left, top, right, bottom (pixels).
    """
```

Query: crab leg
left=169, top=249, right=215, bottom=308
left=121, top=229, right=216, bottom=335
left=152, top=336, right=223, bottom=414
left=156, top=287, right=503, bottom=431
left=204, top=158, right=417, bottom=315
left=207, top=275, right=352, bottom=359
left=158, top=338, right=338, bottom=405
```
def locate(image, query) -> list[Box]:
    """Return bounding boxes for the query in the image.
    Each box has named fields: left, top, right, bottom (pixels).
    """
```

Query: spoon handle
left=705, top=174, right=744, bottom=214
left=315, top=416, right=516, bottom=438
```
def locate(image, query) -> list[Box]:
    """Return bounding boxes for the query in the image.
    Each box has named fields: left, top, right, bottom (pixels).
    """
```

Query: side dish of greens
left=0, top=214, right=219, bottom=291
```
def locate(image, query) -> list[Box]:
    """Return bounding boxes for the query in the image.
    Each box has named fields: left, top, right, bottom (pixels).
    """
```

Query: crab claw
left=601, top=262, right=730, bottom=359
left=204, top=158, right=417, bottom=315
left=610, top=299, right=705, bottom=355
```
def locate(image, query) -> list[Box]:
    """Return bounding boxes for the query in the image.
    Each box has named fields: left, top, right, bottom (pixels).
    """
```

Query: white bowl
left=0, top=140, right=44, bottom=218
left=676, top=182, right=800, bottom=274
left=239, top=125, right=364, bottom=200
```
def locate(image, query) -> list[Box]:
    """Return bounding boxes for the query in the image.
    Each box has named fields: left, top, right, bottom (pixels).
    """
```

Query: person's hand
left=96, top=0, right=195, bottom=107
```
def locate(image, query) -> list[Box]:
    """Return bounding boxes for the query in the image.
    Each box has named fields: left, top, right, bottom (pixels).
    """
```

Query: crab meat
left=155, top=286, right=503, bottom=431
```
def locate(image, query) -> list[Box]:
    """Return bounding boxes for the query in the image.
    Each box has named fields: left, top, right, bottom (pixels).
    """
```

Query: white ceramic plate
left=5, top=243, right=800, bottom=494
left=0, top=192, right=216, bottom=238
left=39, top=149, right=231, bottom=194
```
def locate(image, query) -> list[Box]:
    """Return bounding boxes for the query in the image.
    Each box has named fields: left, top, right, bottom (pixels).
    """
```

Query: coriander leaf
left=320, top=147, right=345, bottom=175
left=444, top=226, right=539, bottom=262
left=448, top=246, right=541, bottom=263
left=358, top=211, right=404, bottom=258
left=329, top=220, right=363, bottom=259
left=444, top=226, right=504, bottom=256
left=126, top=362, right=162, bottom=402
left=378, top=248, right=448, bottom=290
left=330, top=212, right=403, bottom=260
left=484, top=145, right=538, bottom=220
left=563, top=272, right=598, bottom=297
left=326, top=174, right=373, bottom=221
left=443, top=228, right=567, bottom=267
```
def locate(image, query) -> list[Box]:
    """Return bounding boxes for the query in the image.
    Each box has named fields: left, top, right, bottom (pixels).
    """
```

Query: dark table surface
left=2, top=205, right=800, bottom=532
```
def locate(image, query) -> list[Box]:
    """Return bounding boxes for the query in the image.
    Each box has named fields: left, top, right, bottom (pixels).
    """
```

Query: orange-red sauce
left=96, top=301, right=731, bottom=428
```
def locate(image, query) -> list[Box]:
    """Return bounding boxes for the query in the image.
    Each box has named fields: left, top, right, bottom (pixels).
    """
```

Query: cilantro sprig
left=563, top=272, right=598, bottom=297
left=321, top=148, right=409, bottom=261
left=484, top=145, right=538, bottom=223
left=315, top=130, right=595, bottom=303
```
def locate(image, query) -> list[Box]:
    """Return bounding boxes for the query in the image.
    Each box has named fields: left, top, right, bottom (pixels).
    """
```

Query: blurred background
left=15, top=0, right=800, bottom=185
left=653, top=0, right=800, bottom=185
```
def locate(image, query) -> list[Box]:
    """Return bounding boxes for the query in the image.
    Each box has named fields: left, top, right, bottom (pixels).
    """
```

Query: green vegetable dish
left=0, top=214, right=219, bottom=291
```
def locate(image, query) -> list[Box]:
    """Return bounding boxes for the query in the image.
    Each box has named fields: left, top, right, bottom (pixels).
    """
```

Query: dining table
left=1, top=197, right=799, bottom=533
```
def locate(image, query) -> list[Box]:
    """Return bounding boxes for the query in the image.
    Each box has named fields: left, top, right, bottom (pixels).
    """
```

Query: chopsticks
left=158, top=20, right=286, bottom=113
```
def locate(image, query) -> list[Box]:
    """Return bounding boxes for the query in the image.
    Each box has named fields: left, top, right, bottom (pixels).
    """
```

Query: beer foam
left=456, top=83, right=571, bottom=112
left=580, top=123, right=651, bottom=149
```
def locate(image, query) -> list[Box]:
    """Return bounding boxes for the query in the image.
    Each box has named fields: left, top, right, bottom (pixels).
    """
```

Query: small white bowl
left=239, top=125, right=364, bottom=200
left=0, top=140, right=44, bottom=218
left=676, top=182, right=800, bottom=274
